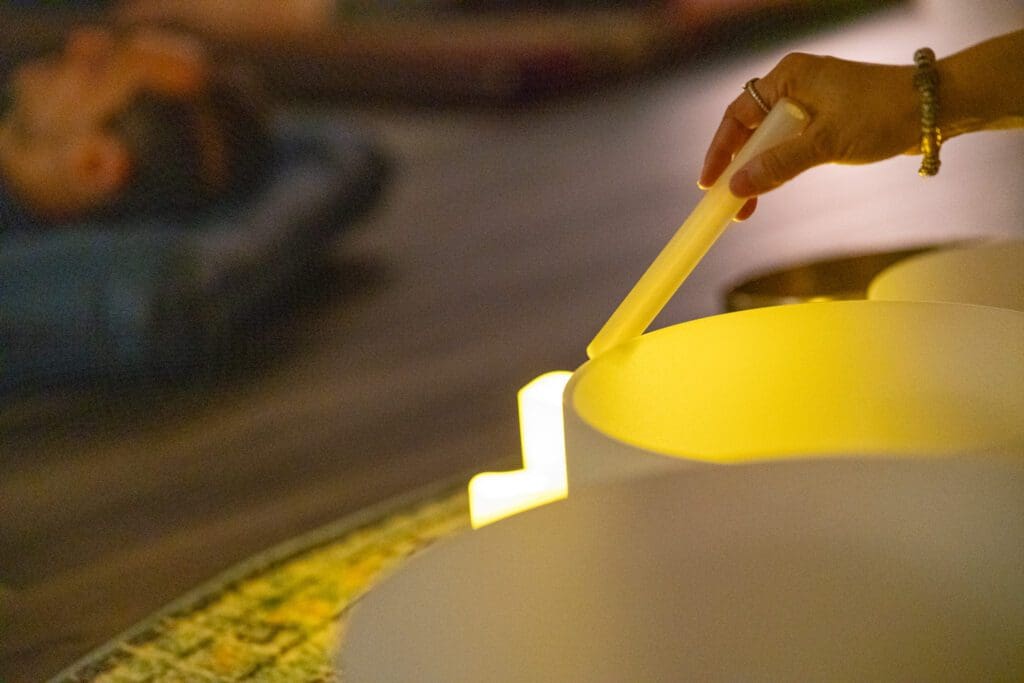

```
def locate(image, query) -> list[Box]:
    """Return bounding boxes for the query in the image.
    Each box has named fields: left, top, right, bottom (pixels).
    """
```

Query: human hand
left=700, top=53, right=922, bottom=220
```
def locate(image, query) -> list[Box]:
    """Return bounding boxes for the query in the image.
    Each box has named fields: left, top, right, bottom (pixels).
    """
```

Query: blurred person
left=0, top=26, right=269, bottom=231
left=701, top=29, right=1024, bottom=220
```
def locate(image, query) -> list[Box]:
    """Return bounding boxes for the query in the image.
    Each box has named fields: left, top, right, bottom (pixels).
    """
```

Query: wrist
left=934, top=55, right=983, bottom=138
left=936, top=31, right=1024, bottom=137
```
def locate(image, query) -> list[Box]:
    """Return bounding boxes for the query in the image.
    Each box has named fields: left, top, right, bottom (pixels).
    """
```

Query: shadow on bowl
left=723, top=245, right=956, bottom=312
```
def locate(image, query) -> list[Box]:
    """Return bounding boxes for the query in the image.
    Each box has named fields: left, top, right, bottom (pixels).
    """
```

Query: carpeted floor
left=51, top=487, right=470, bottom=682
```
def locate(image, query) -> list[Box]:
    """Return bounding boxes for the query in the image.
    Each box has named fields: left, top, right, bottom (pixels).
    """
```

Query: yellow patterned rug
left=52, top=486, right=470, bottom=682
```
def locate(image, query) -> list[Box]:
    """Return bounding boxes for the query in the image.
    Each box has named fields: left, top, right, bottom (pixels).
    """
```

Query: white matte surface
left=342, top=457, right=1024, bottom=682
left=869, top=240, right=1024, bottom=311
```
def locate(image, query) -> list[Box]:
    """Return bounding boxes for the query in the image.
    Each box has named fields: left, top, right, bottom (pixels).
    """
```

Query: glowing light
left=587, top=99, right=808, bottom=359
left=469, top=371, right=572, bottom=528
left=572, top=301, right=1024, bottom=463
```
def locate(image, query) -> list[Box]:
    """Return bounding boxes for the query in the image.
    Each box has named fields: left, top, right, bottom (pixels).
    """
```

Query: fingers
left=734, top=197, right=757, bottom=221
left=698, top=88, right=767, bottom=222
left=729, top=128, right=823, bottom=197
left=699, top=90, right=770, bottom=189
left=700, top=115, right=751, bottom=189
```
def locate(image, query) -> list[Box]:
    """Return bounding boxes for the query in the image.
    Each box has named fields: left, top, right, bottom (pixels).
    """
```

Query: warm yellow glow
left=572, top=301, right=1024, bottom=461
left=587, top=99, right=808, bottom=359
left=469, top=371, right=572, bottom=528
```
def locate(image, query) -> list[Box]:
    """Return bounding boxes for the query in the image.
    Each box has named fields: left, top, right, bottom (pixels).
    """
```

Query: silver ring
left=744, top=78, right=771, bottom=114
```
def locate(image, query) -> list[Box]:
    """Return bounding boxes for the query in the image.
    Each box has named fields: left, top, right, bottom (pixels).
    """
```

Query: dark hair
left=99, top=66, right=270, bottom=221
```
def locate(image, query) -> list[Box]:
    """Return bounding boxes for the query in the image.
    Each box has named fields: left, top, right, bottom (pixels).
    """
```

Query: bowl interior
left=569, top=300, right=1024, bottom=461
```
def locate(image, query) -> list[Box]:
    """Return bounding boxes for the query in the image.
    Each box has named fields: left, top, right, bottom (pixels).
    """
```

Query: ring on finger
left=743, top=77, right=771, bottom=114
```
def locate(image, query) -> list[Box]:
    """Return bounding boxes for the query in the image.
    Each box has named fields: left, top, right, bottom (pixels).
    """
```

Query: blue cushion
left=0, top=117, right=388, bottom=393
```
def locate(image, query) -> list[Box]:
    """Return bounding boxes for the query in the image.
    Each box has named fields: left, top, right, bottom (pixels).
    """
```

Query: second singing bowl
left=723, top=246, right=940, bottom=311
left=564, top=299, right=1024, bottom=487
left=868, top=239, right=1024, bottom=312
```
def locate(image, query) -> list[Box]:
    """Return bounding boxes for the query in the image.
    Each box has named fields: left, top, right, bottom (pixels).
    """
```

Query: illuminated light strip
left=468, top=371, right=573, bottom=529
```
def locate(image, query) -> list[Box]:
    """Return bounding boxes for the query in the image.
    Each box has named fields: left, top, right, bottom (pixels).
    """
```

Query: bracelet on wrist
left=914, top=47, right=941, bottom=176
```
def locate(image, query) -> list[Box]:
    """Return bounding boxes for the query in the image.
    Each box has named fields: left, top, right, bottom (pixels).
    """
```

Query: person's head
left=0, top=26, right=268, bottom=223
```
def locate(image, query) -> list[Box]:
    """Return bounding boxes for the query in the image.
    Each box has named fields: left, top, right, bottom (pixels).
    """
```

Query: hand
left=700, top=53, right=921, bottom=220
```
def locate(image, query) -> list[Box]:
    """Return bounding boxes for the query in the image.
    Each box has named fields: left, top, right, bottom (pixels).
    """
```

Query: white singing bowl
left=868, top=240, right=1024, bottom=312
left=563, top=300, right=1024, bottom=486
left=342, top=457, right=1024, bottom=682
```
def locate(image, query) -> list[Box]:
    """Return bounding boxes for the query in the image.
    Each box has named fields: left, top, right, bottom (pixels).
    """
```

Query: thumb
left=730, top=132, right=823, bottom=197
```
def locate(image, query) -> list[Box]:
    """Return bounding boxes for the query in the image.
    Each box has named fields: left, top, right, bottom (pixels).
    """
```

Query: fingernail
left=697, top=167, right=710, bottom=189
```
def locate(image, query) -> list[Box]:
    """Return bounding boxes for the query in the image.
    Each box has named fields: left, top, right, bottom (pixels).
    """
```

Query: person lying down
left=0, top=26, right=269, bottom=232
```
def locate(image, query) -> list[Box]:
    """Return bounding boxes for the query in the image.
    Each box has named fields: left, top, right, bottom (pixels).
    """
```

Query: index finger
left=699, top=86, right=773, bottom=189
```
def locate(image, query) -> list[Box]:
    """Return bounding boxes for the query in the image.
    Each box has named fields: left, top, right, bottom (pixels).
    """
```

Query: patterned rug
left=51, top=486, right=470, bottom=682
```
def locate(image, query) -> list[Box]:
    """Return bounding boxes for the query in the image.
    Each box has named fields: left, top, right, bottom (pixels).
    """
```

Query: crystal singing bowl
left=342, top=458, right=1024, bottom=682
left=723, top=245, right=938, bottom=311
left=564, top=299, right=1024, bottom=486
left=868, top=239, right=1024, bottom=312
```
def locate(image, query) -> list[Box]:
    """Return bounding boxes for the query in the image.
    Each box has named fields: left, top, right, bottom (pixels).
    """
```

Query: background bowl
left=868, top=240, right=1024, bottom=312
left=723, top=246, right=942, bottom=311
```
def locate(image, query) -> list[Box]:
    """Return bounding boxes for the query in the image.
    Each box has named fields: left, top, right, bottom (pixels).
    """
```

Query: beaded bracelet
left=913, top=47, right=941, bottom=176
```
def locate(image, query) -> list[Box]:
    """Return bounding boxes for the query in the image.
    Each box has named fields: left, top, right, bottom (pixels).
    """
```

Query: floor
left=2, top=1, right=1022, bottom=680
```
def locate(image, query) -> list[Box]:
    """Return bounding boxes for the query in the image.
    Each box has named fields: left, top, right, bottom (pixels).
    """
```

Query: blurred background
left=1, top=1, right=1022, bottom=680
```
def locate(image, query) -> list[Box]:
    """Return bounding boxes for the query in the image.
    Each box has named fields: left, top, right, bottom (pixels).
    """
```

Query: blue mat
left=0, top=117, right=389, bottom=393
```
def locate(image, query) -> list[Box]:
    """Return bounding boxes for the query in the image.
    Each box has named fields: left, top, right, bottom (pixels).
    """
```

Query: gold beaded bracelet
left=913, top=47, right=941, bottom=176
